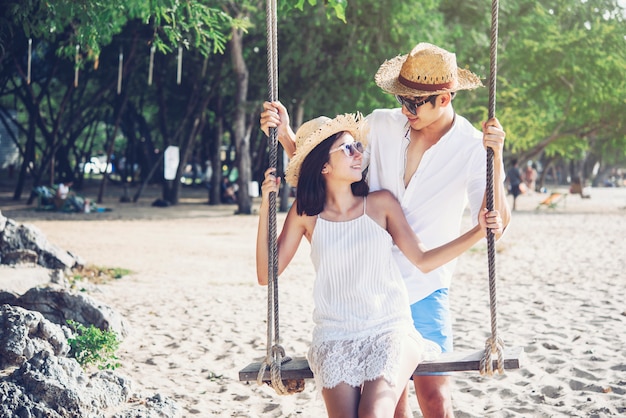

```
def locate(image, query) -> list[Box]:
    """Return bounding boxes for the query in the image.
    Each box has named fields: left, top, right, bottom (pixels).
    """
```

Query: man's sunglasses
left=395, top=95, right=435, bottom=115
left=329, top=141, right=364, bottom=157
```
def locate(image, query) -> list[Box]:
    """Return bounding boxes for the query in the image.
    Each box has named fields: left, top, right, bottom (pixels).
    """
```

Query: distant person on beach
left=220, top=178, right=237, bottom=204
left=506, top=159, right=524, bottom=210
left=256, top=114, right=503, bottom=417
left=523, top=161, right=538, bottom=194
left=53, top=181, right=73, bottom=210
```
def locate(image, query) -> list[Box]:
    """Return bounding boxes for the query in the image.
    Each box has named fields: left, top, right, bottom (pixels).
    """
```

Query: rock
left=1, top=351, right=130, bottom=417
left=13, top=287, right=130, bottom=338
left=0, top=290, right=18, bottom=305
left=0, top=305, right=70, bottom=370
left=0, top=381, right=64, bottom=418
left=2, top=248, right=39, bottom=265
left=0, top=305, right=179, bottom=417
left=0, top=213, right=84, bottom=270
left=0, top=213, right=178, bottom=417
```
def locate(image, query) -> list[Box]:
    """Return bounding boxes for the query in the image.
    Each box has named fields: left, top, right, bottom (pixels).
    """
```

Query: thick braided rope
left=480, top=0, right=505, bottom=377
left=255, top=0, right=292, bottom=395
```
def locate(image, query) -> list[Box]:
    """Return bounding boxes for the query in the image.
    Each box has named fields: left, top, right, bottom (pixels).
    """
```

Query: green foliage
left=67, top=320, right=121, bottom=370
left=291, top=0, right=348, bottom=22
left=3, top=0, right=234, bottom=63
left=2, top=0, right=624, bottom=197
left=70, top=265, right=132, bottom=286
left=496, top=0, right=625, bottom=161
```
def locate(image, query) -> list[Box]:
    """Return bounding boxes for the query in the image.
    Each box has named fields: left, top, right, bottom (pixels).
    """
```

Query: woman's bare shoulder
left=366, top=190, right=401, bottom=223
left=367, top=189, right=399, bottom=205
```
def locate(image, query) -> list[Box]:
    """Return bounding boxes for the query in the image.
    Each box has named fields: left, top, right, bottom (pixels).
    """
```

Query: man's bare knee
left=413, top=375, right=454, bottom=418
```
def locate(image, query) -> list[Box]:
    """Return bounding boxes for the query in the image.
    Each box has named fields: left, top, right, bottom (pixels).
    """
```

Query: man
left=260, top=42, right=511, bottom=417
left=506, top=159, right=524, bottom=211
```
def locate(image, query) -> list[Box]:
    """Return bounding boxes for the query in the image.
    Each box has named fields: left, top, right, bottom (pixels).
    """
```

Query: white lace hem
left=307, top=329, right=440, bottom=390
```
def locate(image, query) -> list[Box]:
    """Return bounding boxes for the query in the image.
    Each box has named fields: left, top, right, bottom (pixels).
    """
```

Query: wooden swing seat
left=239, top=346, right=524, bottom=382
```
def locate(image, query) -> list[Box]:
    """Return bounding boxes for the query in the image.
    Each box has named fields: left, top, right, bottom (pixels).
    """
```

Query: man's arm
left=259, top=101, right=296, bottom=157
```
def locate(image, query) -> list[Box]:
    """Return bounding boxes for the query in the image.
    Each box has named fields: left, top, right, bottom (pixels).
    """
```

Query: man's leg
left=398, top=289, right=454, bottom=417
left=413, top=374, right=454, bottom=418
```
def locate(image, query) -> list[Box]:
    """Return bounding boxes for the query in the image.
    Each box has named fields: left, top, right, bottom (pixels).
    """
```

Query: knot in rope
left=479, top=335, right=505, bottom=376
left=256, top=344, right=293, bottom=395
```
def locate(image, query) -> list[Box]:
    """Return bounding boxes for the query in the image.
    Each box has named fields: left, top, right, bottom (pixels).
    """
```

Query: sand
left=1, top=182, right=625, bottom=417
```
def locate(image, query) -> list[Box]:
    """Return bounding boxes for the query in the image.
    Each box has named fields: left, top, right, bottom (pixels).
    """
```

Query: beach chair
left=536, top=192, right=567, bottom=210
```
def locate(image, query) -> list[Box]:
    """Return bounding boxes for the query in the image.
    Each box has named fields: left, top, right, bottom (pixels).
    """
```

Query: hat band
left=398, top=74, right=454, bottom=91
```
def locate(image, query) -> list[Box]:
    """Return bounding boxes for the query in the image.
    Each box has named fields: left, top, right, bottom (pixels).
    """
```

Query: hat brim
left=285, top=114, right=367, bottom=187
left=375, top=54, right=483, bottom=97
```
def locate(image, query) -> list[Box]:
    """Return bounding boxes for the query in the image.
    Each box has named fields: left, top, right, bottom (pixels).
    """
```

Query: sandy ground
left=1, top=181, right=625, bottom=417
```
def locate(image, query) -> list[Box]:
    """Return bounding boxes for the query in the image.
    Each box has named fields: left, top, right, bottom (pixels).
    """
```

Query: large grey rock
left=0, top=305, right=70, bottom=369
left=12, top=287, right=129, bottom=338
left=0, top=290, right=18, bottom=305
left=0, top=380, right=64, bottom=418
left=0, top=214, right=178, bottom=417
left=0, top=213, right=83, bottom=269
left=0, top=305, right=179, bottom=417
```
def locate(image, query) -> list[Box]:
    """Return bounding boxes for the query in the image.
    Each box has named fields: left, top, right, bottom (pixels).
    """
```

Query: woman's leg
left=359, top=335, right=423, bottom=418
left=322, top=382, right=360, bottom=418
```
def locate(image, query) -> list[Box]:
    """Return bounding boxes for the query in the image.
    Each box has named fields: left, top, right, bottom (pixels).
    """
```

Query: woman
left=256, top=114, right=501, bottom=417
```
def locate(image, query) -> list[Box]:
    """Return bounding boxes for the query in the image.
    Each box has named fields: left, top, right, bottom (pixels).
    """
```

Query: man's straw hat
left=375, top=42, right=483, bottom=97
left=285, top=113, right=367, bottom=187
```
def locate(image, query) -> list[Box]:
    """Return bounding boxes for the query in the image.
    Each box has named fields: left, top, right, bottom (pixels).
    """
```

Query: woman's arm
left=256, top=168, right=306, bottom=285
left=380, top=191, right=501, bottom=273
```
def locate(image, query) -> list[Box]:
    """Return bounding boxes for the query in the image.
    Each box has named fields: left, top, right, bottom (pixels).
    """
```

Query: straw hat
left=285, top=113, right=367, bottom=187
left=375, top=42, right=483, bottom=97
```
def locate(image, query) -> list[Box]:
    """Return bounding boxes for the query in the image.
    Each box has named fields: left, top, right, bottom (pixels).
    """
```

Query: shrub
left=67, top=320, right=121, bottom=370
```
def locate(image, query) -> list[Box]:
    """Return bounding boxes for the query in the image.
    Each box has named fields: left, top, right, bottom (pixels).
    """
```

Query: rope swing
left=480, top=0, right=506, bottom=377
left=240, top=0, right=522, bottom=391
left=255, top=0, right=304, bottom=396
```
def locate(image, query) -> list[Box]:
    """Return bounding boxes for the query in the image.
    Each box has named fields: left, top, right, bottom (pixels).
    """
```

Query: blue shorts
left=410, top=289, right=453, bottom=376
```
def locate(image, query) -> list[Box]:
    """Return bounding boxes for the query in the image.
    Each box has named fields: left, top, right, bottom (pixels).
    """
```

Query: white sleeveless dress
left=307, top=197, right=440, bottom=389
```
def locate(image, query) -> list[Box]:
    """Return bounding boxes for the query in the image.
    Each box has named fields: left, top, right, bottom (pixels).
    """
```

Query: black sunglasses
left=395, top=95, right=435, bottom=115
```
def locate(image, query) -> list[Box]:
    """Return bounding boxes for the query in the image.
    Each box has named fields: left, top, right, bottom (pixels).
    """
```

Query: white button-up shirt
left=363, top=108, right=487, bottom=304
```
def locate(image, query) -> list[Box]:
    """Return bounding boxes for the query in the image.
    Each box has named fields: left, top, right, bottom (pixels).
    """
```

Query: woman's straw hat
left=285, top=113, right=367, bottom=187
left=375, top=42, right=483, bottom=97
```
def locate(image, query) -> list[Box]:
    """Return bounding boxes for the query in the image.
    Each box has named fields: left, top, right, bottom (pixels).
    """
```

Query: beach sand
left=1, top=182, right=625, bottom=417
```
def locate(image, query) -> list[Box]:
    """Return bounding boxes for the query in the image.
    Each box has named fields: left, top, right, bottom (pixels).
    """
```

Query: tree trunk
left=17, top=116, right=37, bottom=202
left=98, top=96, right=128, bottom=204
left=230, top=26, right=252, bottom=215
left=208, top=105, right=223, bottom=205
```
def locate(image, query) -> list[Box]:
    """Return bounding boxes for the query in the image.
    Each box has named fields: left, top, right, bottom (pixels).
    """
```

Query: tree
left=496, top=0, right=626, bottom=182
left=0, top=0, right=235, bottom=203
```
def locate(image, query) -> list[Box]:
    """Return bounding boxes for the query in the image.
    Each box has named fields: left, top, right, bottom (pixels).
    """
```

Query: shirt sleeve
left=362, top=112, right=375, bottom=181
left=466, top=144, right=487, bottom=226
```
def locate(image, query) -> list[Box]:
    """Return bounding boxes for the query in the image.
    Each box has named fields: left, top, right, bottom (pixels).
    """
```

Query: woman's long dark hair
left=295, top=132, right=369, bottom=216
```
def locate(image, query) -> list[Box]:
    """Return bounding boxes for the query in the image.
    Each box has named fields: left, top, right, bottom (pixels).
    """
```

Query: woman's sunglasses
left=395, top=95, right=434, bottom=115
left=329, top=141, right=364, bottom=157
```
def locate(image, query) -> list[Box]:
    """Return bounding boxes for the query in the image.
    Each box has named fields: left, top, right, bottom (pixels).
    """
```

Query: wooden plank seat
left=239, top=346, right=524, bottom=382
